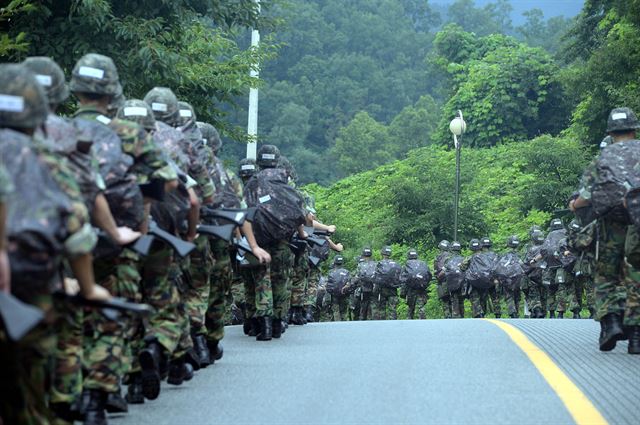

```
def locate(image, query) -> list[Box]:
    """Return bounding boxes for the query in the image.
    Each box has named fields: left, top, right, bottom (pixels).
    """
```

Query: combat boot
left=589, top=308, right=595, bottom=319
left=558, top=311, right=564, bottom=319
left=572, top=309, right=581, bottom=319
left=509, top=312, right=518, bottom=318
left=105, top=387, right=128, bottom=413
left=628, top=326, right=640, bottom=354
left=138, top=341, right=163, bottom=400
left=125, top=373, right=145, bottom=404
left=599, top=313, right=625, bottom=351
left=167, top=358, right=188, bottom=386
left=272, top=318, right=283, bottom=339
left=249, top=317, right=259, bottom=337
left=532, top=307, right=542, bottom=318
left=256, top=316, right=272, bottom=341
left=305, top=306, right=315, bottom=322
left=243, top=318, right=252, bottom=335
left=291, top=307, right=306, bottom=325
left=184, top=347, right=202, bottom=371
left=549, top=311, right=556, bottom=319
left=50, top=401, right=84, bottom=423
left=207, top=339, right=224, bottom=361
left=183, top=363, right=194, bottom=381
left=193, top=334, right=211, bottom=367
left=83, top=389, right=108, bottom=425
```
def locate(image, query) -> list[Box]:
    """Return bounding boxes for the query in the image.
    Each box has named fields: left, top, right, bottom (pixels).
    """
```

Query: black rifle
left=304, top=226, right=333, bottom=237
left=139, top=179, right=166, bottom=202
left=0, top=292, right=45, bottom=341
left=56, top=293, right=155, bottom=317
left=132, top=220, right=196, bottom=258
left=201, top=207, right=255, bottom=226
left=308, top=255, right=321, bottom=267
left=197, top=223, right=236, bottom=242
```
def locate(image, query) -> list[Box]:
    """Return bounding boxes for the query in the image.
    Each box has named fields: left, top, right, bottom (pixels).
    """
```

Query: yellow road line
left=486, top=319, right=608, bottom=425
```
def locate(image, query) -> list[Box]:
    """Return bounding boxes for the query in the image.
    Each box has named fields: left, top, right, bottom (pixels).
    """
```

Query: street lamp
left=449, top=110, right=466, bottom=242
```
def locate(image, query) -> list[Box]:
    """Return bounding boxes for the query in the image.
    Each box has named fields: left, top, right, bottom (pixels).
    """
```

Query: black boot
left=573, top=309, right=581, bottom=319
left=167, top=358, right=187, bottom=386
left=589, top=308, right=595, bottom=319
left=193, top=334, right=211, bottom=367
left=184, top=347, right=202, bottom=371
left=272, top=318, right=283, bottom=339
left=509, top=312, right=518, bottom=318
left=549, top=311, right=556, bottom=319
left=305, top=306, right=315, bottom=323
left=83, top=389, right=108, bottom=425
left=291, top=307, right=305, bottom=325
left=628, top=326, right=640, bottom=354
left=249, top=317, right=259, bottom=337
left=207, top=339, right=224, bottom=361
left=599, top=313, right=625, bottom=351
left=183, top=363, right=194, bottom=381
left=125, top=373, right=145, bottom=404
left=256, top=316, right=272, bottom=341
left=51, top=401, right=84, bottom=423
left=558, top=311, right=564, bottom=319
left=532, top=307, right=542, bottom=318
left=243, top=318, right=252, bottom=335
left=138, top=341, right=163, bottom=400
left=105, top=387, right=128, bottom=413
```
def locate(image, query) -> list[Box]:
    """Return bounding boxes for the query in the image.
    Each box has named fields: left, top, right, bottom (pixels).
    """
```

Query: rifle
left=304, top=226, right=333, bottom=237
left=0, top=292, right=45, bottom=341
left=201, top=207, right=255, bottom=226
left=56, top=293, right=155, bottom=317
left=197, top=223, right=236, bottom=242
left=308, top=255, right=321, bottom=267
left=139, top=179, right=165, bottom=202
left=133, top=220, right=196, bottom=258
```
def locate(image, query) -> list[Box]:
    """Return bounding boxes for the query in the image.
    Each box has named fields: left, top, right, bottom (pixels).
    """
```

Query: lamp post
left=449, top=110, right=466, bottom=242
left=246, top=0, right=261, bottom=160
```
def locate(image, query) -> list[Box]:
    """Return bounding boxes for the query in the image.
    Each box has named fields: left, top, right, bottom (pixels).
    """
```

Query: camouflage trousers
left=305, top=267, right=320, bottom=308
left=406, top=289, right=428, bottom=320
left=523, top=275, right=548, bottom=314
left=290, top=252, right=310, bottom=308
left=470, top=287, right=488, bottom=318
left=0, top=292, right=56, bottom=425
left=488, top=286, right=502, bottom=317
left=359, top=291, right=374, bottom=320
left=323, top=293, right=349, bottom=321
left=205, top=240, right=232, bottom=344
left=349, top=290, right=361, bottom=321
left=84, top=250, right=140, bottom=394
left=437, top=281, right=452, bottom=318
left=50, top=298, right=83, bottom=407
left=450, top=290, right=465, bottom=318
left=225, top=265, right=246, bottom=325
left=373, top=288, right=398, bottom=320
left=594, top=219, right=640, bottom=325
left=503, top=286, right=521, bottom=317
left=184, top=235, right=213, bottom=335
left=139, top=244, right=182, bottom=356
left=569, top=274, right=595, bottom=313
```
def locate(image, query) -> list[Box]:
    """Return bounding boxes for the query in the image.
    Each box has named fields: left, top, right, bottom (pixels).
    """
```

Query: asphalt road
left=111, top=319, right=635, bottom=425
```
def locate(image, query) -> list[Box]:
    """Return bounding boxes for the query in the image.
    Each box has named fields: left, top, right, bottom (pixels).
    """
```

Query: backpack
left=542, top=229, right=567, bottom=268
left=591, top=140, right=640, bottom=221
left=326, top=268, right=350, bottom=296
left=434, top=252, right=452, bottom=277
left=357, top=261, right=377, bottom=292
left=403, top=260, right=432, bottom=290
left=244, top=168, right=306, bottom=246
left=0, top=129, right=74, bottom=295
left=465, top=251, right=498, bottom=289
left=494, top=252, right=524, bottom=290
left=208, top=157, right=242, bottom=210
left=309, top=240, right=330, bottom=267
left=375, top=259, right=402, bottom=288
left=444, top=255, right=465, bottom=291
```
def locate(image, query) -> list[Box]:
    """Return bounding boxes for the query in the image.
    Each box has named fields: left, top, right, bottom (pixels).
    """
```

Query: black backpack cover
left=403, top=260, right=432, bottom=290
left=444, top=255, right=465, bottom=291
left=356, top=261, right=377, bottom=292
left=375, top=259, right=402, bottom=288
left=495, top=252, right=524, bottom=290
left=326, top=268, right=350, bottom=296
left=465, top=251, right=498, bottom=289
left=208, top=157, right=242, bottom=209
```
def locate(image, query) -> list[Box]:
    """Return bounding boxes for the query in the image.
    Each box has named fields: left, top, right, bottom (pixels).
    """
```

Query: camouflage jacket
left=74, top=106, right=176, bottom=184
left=0, top=163, right=13, bottom=203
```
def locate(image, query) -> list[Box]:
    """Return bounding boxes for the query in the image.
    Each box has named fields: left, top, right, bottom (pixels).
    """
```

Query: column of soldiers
left=0, top=53, right=344, bottom=425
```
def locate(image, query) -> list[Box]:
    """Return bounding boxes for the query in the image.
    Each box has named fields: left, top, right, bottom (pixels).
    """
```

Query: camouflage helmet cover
left=196, top=121, right=222, bottom=153
left=117, top=99, right=156, bottom=131
left=362, top=247, right=372, bottom=257
left=451, top=241, right=462, bottom=252
left=469, top=239, right=482, bottom=251
left=481, top=237, right=492, bottom=248
left=256, top=144, right=281, bottom=168
left=69, top=53, right=121, bottom=96
left=277, top=155, right=298, bottom=182
left=438, top=240, right=450, bottom=250
left=22, top=56, right=69, bottom=105
left=176, top=101, right=196, bottom=127
left=507, top=235, right=520, bottom=248
left=549, top=218, right=563, bottom=231
left=238, top=157, right=257, bottom=178
left=531, top=229, right=545, bottom=244
left=606, top=107, right=640, bottom=133
left=381, top=245, right=392, bottom=256
left=0, top=64, right=49, bottom=129
left=334, top=255, right=344, bottom=265
left=143, top=87, right=179, bottom=124
left=407, top=249, right=418, bottom=259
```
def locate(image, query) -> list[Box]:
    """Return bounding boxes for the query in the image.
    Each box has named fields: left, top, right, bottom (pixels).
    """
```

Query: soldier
left=496, top=236, right=525, bottom=318
left=0, top=64, right=108, bottom=425
left=324, top=256, right=351, bottom=321
left=372, top=246, right=401, bottom=320
left=481, top=237, right=502, bottom=318
left=567, top=219, right=596, bottom=319
left=570, top=107, right=640, bottom=353
left=400, top=249, right=431, bottom=320
left=445, top=241, right=466, bottom=318
left=0, top=164, right=10, bottom=295
left=523, top=229, right=548, bottom=318
left=353, top=248, right=376, bottom=320
left=541, top=219, right=569, bottom=318
left=434, top=240, right=453, bottom=318
left=462, top=239, right=489, bottom=318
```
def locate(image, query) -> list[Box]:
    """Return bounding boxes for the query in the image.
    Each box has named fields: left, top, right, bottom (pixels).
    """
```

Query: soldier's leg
left=489, top=286, right=502, bottom=318
left=594, top=221, right=628, bottom=321
left=449, top=290, right=460, bottom=318
left=205, top=240, right=232, bottom=358
left=407, top=291, right=417, bottom=320
left=417, top=293, right=427, bottom=320
left=304, top=268, right=320, bottom=321
left=624, top=225, right=640, bottom=330
left=388, top=291, right=398, bottom=320
left=269, top=242, right=294, bottom=337
left=184, top=235, right=213, bottom=337
left=470, top=288, right=484, bottom=318
left=504, top=288, right=516, bottom=318
left=359, top=293, right=370, bottom=320
left=249, top=263, right=273, bottom=338
left=339, top=295, right=350, bottom=321
left=289, top=254, right=308, bottom=323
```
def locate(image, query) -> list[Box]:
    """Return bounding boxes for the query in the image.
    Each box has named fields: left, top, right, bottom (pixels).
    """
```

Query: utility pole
left=246, top=0, right=260, bottom=160
left=449, top=110, right=466, bottom=242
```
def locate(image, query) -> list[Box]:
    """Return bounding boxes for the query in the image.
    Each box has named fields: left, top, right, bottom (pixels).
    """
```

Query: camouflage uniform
left=290, top=250, right=310, bottom=313
left=434, top=250, right=453, bottom=318
left=404, top=288, right=428, bottom=320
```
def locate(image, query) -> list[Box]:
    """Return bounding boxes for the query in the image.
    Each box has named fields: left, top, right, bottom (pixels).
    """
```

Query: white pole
left=246, top=0, right=260, bottom=160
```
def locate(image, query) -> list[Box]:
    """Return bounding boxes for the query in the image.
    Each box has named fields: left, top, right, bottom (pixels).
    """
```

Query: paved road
left=111, top=319, right=637, bottom=425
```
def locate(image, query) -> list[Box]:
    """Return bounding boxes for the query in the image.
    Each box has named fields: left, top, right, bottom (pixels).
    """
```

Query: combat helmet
left=117, top=99, right=156, bottom=131
left=197, top=121, right=222, bottom=154
left=238, top=158, right=257, bottom=179
left=69, top=53, right=121, bottom=96
left=381, top=246, right=392, bottom=257
left=256, top=144, right=280, bottom=168
left=451, top=241, right=462, bottom=252
left=600, top=135, right=612, bottom=149
left=277, top=155, right=298, bottom=182
left=549, top=218, right=564, bottom=231
left=569, top=219, right=581, bottom=232
left=606, top=107, right=640, bottom=133
left=176, top=101, right=196, bottom=127
left=334, top=255, right=344, bottom=266
left=531, top=229, right=545, bottom=244
left=22, top=56, right=69, bottom=105
left=469, top=239, right=482, bottom=251
left=507, top=235, right=520, bottom=249
left=0, top=64, right=49, bottom=129
left=438, top=240, right=450, bottom=251
left=481, top=237, right=492, bottom=248
left=362, top=247, right=372, bottom=257
left=407, top=249, right=418, bottom=260
left=144, top=87, right=179, bottom=124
